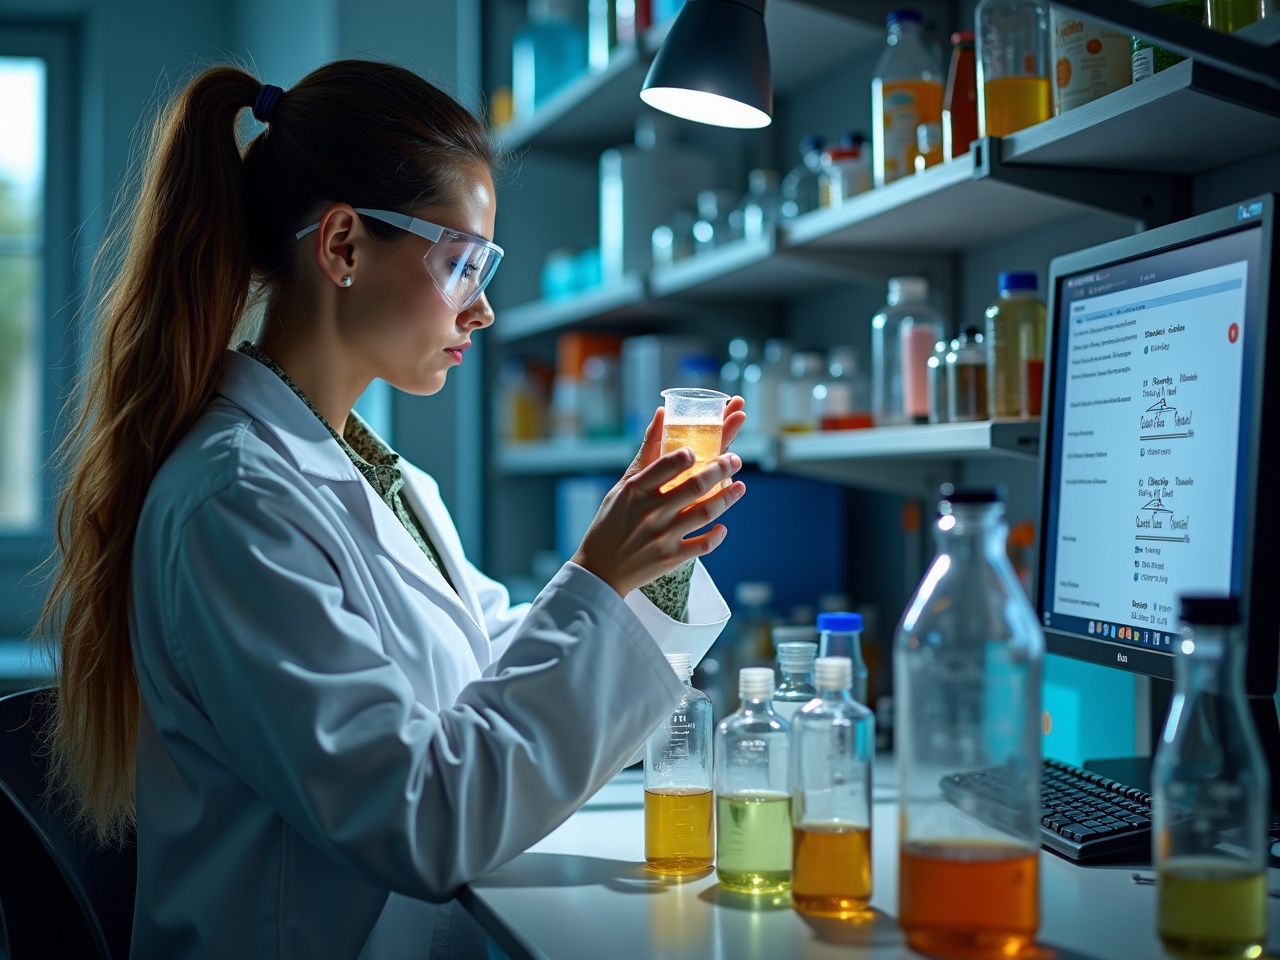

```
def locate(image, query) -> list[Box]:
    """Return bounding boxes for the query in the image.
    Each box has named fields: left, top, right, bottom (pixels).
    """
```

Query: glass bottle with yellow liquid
left=976, top=0, right=1052, bottom=137
left=791, top=656, right=875, bottom=919
left=714, top=667, right=792, bottom=893
left=1153, top=596, right=1268, bottom=960
left=644, top=653, right=715, bottom=875
left=895, top=486, right=1044, bottom=957
left=871, top=9, right=945, bottom=187
left=658, top=387, right=729, bottom=495
left=984, top=271, right=1045, bottom=419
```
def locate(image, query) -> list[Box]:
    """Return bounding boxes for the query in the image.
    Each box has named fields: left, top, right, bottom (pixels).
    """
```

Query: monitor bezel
left=1035, top=194, right=1278, bottom=691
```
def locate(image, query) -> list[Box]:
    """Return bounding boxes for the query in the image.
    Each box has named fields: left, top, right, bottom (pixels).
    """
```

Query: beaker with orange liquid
left=644, top=653, right=714, bottom=875
left=894, top=486, right=1045, bottom=956
left=659, top=387, right=729, bottom=495
left=976, top=0, right=1052, bottom=137
left=790, top=656, right=875, bottom=919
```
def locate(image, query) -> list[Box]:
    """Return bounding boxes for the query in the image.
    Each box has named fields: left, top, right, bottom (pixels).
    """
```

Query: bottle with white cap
left=644, top=653, right=714, bottom=875
left=714, top=667, right=792, bottom=893
left=791, top=656, right=875, bottom=918
left=772, top=640, right=819, bottom=723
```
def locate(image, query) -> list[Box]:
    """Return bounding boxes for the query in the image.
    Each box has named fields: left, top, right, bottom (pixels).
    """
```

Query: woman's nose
left=460, top=291, right=495, bottom=330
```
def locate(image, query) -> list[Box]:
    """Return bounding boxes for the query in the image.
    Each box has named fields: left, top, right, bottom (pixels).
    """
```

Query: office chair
left=0, top=687, right=136, bottom=959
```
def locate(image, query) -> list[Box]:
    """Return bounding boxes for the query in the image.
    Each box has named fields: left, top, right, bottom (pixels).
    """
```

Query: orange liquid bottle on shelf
left=872, top=10, right=944, bottom=187
left=977, top=0, right=1052, bottom=137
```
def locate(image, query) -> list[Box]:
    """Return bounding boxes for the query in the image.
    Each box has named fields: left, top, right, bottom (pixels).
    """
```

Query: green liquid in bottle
left=1159, top=858, right=1267, bottom=958
left=716, top=792, right=792, bottom=893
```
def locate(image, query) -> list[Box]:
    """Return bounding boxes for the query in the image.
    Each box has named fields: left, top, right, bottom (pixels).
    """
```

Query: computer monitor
left=1035, top=194, right=1279, bottom=793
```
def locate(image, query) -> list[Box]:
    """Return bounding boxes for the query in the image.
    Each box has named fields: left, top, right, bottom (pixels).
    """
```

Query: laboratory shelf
left=494, top=274, right=650, bottom=343
left=648, top=234, right=862, bottom=301
left=496, top=432, right=776, bottom=476
left=782, top=153, right=1094, bottom=253
left=777, top=420, right=1040, bottom=495
left=1001, top=56, right=1280, bottom=175
left=492, top=0, right=883, bottom=155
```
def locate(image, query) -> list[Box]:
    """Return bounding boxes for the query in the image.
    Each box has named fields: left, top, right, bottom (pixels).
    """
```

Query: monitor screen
left=1036, top=198, right=1273, bottom=681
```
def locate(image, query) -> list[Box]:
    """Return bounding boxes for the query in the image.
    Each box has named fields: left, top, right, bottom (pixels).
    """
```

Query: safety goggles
left=295, top=208, right=503, bottom=312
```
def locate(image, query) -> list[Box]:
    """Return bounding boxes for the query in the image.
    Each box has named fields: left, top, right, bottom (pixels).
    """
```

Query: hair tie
left=252, top=84, right=284, bottom=123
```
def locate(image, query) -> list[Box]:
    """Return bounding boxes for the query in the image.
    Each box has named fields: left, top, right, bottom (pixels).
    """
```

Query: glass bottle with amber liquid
left=715, top=668, right=792, bottom=893
left=644, top=653, right=714, bottom=875
left=791, top=656, right=875, bottom=918
left=1154, top=596, right=1268, bottom=959
left=895, top=486, right=1044, bottom=957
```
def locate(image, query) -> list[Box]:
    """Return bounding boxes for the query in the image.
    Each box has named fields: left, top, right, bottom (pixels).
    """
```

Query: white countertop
left=462, top=768, right=1280, bottom=960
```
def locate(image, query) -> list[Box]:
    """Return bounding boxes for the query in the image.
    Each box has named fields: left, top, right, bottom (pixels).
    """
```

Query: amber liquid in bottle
left=644, top=787, right=714, bottom=875
left=981, top=76, right=1052, bottom=137
left=899, top=840, right=1039, bottom=957
left=792, top=824, right=872, bottom=918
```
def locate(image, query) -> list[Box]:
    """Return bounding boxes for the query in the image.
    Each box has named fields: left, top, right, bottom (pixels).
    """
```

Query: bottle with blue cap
left=817, top=612, right=867, bottom=706
left=984, top=270, right=1045, bottom=419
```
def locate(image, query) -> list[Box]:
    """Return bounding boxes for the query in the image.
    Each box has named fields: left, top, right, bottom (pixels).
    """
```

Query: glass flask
left=715, top=667, right=792, bottom=893
left=644, top=653, right=715, bottom=875
left=895, top=486, right=1044, bottom=957
left=975, top=0, right=1051, bottom=137
left=791, top=656, right=876, bottom=918
left=773, top=640, right=818, bottom=724
left=817, top=612, right=868, bottom=707
left=1153, top=596, right=1268, bottom=960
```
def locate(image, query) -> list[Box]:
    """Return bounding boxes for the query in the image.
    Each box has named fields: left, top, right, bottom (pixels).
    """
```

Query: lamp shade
left=640, top=0, right=772, bottom=129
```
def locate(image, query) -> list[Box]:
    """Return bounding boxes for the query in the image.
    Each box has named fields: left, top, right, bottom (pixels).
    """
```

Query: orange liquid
left=981, top=76, right=1052, bottom=137
left=660, top=420, right=725, bottom=496
left=899, top=840, right=1039, bottom=957
left=645, top=787, right=714, bottom=875
left=1024, top=359, right=1044, bottom=417
left=792, top=824, right=873, bottom=918
left=875, top=77, right=945, bottom=184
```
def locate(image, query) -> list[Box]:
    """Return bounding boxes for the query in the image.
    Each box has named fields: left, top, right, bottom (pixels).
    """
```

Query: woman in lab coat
left=41, top=61, right=745, bottom=959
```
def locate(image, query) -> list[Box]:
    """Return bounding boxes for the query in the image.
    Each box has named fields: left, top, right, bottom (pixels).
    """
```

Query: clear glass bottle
left=740, top=338, right=793, bottom=438
left=778, top=351, right=826, bottom=433
left=817, top=612, right=867, bottom=706
left=781, top=135, right=825, bottom=219
left=645, top=653, right=715, bottom=875
left=976, top=0, right=1051, bottom=137
left=872, top=9, right=945, bottom=187
left=791, top=656, right=876, bottom=918
left=814, top=346, right=874, bottom=431
left=773, top=640, right=818, bottom=724
left=947, top=325, right=989, bottom=422
left=734, top=168, right=781, bottom=244
left=901, top=302, right=947, bottom=425
left=926, top=338, right=950, bottom=424
left=873, top=276, right=945, bottom=426
left=715, top=668, right=793, bottom=894
left=1154, top=596, right=1268, bottom=960
left=692, top=188, right=738, bottom=254
left=895, top=486, right=1044, bottom=958
left=984, top=271, right=1046, bottom=419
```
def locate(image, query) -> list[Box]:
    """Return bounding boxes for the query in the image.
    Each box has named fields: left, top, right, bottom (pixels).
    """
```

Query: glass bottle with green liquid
left=714, top=667, right=792, bottom=894
left=1153, top=595, right=1269, bottom=960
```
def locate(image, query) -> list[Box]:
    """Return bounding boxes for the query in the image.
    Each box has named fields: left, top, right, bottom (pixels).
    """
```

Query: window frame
left=0, top=22, right=80, bottom=639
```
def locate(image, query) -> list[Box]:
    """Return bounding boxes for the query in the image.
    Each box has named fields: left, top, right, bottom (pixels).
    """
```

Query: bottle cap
left=817, top=611, right=863, bottom=633
left=887, top=9, right=923, bottom=26
left=889, top=276, right=929, bottom=302
left=938, top=483, right=1005, bottom=507
left=665, top=652, right=694, bottom=680
left=815, top=656, right=853, bottom=691
left=735, top=581, right=773, bottom=607
left=1178, top=595, right=1241, bottom=626
left=998, top=271, right=1039, bottom=293
left=776, top=640, right=818, bottom=671
left=951, top=30, right=975, bottom=45
left=739, top=667, right=776, bottom=700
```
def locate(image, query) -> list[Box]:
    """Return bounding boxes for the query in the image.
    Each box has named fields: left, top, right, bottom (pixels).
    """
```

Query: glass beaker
left=659, top=387, right=729, bottom=494
left=976, top=0, right=1052, bottom=137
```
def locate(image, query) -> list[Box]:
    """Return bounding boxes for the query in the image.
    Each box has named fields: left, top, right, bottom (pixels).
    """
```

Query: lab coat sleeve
left=163, top=470, right=686, bottom=900
left=461, top=558, right=530, bottom=664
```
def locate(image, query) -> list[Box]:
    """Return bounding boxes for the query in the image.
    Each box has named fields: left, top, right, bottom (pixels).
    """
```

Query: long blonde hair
left=41, top=60, right=492, bottom=842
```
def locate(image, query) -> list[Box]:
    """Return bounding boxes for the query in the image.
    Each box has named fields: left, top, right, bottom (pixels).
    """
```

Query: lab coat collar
left=216, top=351, right=487, bottom=647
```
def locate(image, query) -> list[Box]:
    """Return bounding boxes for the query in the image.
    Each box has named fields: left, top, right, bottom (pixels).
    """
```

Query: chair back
left=0, top=687, right=136, bottom=959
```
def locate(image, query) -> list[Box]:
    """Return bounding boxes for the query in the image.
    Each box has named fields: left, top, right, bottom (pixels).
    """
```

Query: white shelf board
left=495, top=275, right=648, bottom=342
left=783, top=155, right=1090, bottom=252
left=649, top=234, right=862, bottom=300
left=1002, top=58, right=1280, bottom=175
left=495, top=439, right=636, bottom=475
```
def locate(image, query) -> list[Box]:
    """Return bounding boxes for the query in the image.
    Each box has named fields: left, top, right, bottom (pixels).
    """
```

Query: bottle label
left=1051, top=14, right=1132, bottom=113
left=1132, top=47, right=1155, bottom=83
left=879, top=79, right=943, bottom=184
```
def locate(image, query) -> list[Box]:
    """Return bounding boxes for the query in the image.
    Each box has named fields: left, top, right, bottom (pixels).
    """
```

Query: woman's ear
left=313, top=203, right=360, bottom=288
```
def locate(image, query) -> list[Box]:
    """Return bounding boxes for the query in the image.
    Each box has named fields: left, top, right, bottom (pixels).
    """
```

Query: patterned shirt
left=236, top=342, right=693, bottom=620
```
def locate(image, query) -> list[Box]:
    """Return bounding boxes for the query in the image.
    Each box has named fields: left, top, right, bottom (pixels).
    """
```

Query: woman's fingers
left=624, top=407, right=666, bottom=478
left=674, top=479, right=745, bottom=534
left=631, top=445, right=699, bottom=492
left=719, top=397, right=746, bottom=453
left=657, top=452, right=742, bottom=509
left=676, top=523, right=729, bottom=560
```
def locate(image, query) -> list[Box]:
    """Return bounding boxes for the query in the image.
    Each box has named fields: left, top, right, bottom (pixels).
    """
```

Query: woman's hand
left=571, top=404, right=747, bottom=598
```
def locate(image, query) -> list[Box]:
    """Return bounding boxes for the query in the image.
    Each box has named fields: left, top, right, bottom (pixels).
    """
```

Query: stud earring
left=340, top=275, right=353, bottom=287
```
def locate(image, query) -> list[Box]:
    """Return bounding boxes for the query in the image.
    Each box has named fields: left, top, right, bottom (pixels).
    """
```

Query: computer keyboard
left=940, top=758, right=1153, bottom=863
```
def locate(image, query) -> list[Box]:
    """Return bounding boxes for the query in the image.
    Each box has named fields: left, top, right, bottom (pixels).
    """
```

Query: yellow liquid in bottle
left=1159, top=858, right=1267, bottom=958
left=660, top=419, right=725, bottom=495
left=986, top=294, right=1046, bottom=418
left=644, top=787, right=714, bottom=875
left=982, top=76, right=1052, bottom=137
left=716, top=792, right=792, bottom=893
left=792, top=824, right=873, bottom=918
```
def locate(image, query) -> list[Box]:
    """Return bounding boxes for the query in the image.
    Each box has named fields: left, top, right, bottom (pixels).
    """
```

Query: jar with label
left=819, top=136, right=872, bottom=207
left=1131, top=0, right=1204, bottom=81
left=872, top=9, right=944, bottom=188
left=1050, top=11, right=1131, bottom=114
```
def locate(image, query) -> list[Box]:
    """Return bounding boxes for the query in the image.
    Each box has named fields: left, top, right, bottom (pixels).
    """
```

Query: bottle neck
left=818, top=687, right=851, bottom=702
left=1176, top=628, right=1246, bottom=699
left=739, top=696, right=776, bottom=714
left=935, top=504, right=1007, bottom=558
left=778, top=666, right=814, bottom=685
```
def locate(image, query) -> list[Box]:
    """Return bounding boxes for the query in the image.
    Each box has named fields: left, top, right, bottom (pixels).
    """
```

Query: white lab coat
left=129, top=350, right=730, bottom=959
